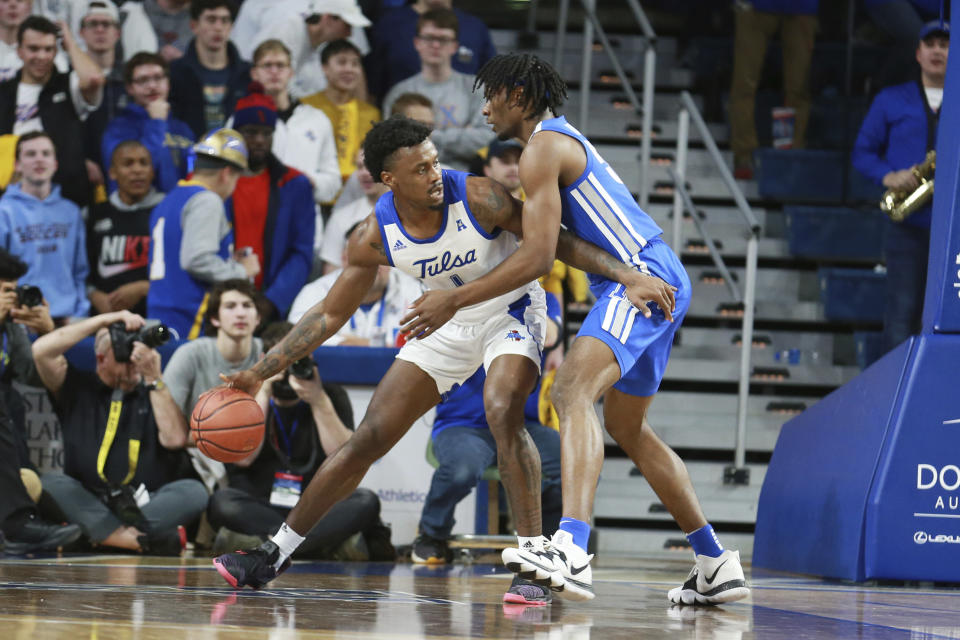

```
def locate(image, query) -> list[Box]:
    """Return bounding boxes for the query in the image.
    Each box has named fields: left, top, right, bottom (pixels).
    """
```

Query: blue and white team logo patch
left=506, top=329, right=525, bottom=342
left=456, top=219, right=467, bottom=231
left=393, top=239, right=406, bottom=251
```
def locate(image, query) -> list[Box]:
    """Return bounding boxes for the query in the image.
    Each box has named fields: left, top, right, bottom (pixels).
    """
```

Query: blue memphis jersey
left=375, top=169, right=541, bottom=324
left=147, top=182, right=233, bottom=340
left=533, top=116, right=663, bottom=267
left=432, top=291, right=562, bottom=435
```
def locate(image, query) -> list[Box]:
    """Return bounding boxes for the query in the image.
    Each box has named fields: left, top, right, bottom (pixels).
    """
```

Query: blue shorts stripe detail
left=507, top=293, right=531, bottom=325
left=577, top=238, right=691, bottom=397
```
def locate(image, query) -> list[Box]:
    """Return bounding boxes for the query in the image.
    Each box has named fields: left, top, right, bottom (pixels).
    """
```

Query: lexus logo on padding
left=914, top=531, right=960, bottom=545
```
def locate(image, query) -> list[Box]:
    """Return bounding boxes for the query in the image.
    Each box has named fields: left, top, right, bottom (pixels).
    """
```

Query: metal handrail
left=679, top=92, right=761, bottom=233
left=554, top=0, right=656, bottom=209
left=669, top=168, right=742, bottom=303
left=672, top=92, right=761, bottom=479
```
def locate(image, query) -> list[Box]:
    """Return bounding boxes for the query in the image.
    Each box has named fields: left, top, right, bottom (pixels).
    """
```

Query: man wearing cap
left=228, top=85, right=316, bottom=322
left=102, top=52, right=194, bottom=193
left=482, top=138, right=523, bottom=199
left=852, top=21, right=949, bottom=357
left=169, top=0, right=250, bottom=138
left=34, top=0, right=161, bottom=63
left=146, top=127, right=260, bottom=339
left=251, top=0, right=371, bottom=100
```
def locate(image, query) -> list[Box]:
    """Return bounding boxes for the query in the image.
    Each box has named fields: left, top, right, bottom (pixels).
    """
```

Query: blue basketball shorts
left=577, top=236, right=691, bottom=397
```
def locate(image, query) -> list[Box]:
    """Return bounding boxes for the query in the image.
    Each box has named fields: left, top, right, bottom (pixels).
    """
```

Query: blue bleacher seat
left=818, top=267, right=886, bottom=322
left=784, top=206, right=885, bottom=261
left=756, top=149, right=845, bottom=203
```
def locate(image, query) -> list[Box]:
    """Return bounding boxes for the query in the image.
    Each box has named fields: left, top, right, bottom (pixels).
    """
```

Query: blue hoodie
left=101, top=103, right=195, bottom=194
left=0, top=183, right=89, bottom=318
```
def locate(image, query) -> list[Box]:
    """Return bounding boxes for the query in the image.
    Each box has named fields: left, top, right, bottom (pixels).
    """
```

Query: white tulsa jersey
left=374, top=169, right=543, bottom=324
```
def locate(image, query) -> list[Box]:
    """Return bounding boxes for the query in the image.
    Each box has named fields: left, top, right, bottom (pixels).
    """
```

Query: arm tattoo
left=252, top=310, right=329, bottom=378
left=485, top=183, right=506, bottom=217
left=470, top=179, right=511, bottom=229
left=370, top=241, right=387, bottom=257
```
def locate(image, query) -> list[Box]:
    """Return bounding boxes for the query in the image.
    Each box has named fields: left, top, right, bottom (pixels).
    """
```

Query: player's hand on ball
left=623, top=273, right=677, bottom=322
left=400, top=289, right=460, bottom=339
left=220, top=369, right=264, bottom=397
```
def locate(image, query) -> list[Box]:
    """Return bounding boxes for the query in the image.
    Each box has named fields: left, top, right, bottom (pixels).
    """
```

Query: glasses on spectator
left=82, top=19, right=117, bottom=30
left=131, top=73, right=167, bottom=86
left=416, top=35, right=457, bottom=46
left=256, top=62, right=290, bottom=71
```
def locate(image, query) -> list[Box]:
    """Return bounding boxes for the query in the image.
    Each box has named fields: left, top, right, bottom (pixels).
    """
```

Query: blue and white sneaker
left=667, top=549, right=750, bottom=605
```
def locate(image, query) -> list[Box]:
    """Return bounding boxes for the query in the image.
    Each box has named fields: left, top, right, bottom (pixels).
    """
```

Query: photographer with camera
left=31, top=309, right=208, bottom=555
left=163, top=280, right=389, bottom=558
left=209, top=321, right=389, bottom=560
left=0, top=249, right=82, bottom=554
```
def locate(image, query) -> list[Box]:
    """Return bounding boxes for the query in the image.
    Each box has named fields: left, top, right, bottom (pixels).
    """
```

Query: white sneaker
left=547, top=531, right=595, bottom=602
left=503, top=530, right=596, bottom=601
left=502, top=537, right=566, bottom=588
left=667, top=549, right=750, bottom=605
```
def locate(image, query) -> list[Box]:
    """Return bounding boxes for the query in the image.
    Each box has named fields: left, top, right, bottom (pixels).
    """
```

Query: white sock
left=518, top=535, right=545, bottom=552
left=270, top=522, right=305, bottom=569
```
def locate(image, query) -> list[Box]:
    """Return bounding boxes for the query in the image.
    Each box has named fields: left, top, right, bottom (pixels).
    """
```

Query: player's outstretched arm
left=223, top=215, right=384, bottom=395
left=399, top=140, right=564, bottom=339
left=555, top=231, right=676, bottom=321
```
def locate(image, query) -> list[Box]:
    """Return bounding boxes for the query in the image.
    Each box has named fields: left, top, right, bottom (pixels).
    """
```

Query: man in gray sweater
left=382, top=8, right=490, bottom=170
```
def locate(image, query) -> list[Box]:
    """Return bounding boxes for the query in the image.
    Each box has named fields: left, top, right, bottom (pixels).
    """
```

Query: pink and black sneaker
left=213, top=540, right=291, bottom=590
left=503, top=574, right=552, bottom=606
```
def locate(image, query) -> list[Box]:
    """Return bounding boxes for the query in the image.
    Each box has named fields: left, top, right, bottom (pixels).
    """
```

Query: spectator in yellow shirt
left=301, top=39, right=379, bottom=184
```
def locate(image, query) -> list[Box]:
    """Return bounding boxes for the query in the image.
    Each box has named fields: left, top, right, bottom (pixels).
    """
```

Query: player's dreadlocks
left=362, top=115, right=434, bottom=183
left=474, top=53, right=568, bottom=119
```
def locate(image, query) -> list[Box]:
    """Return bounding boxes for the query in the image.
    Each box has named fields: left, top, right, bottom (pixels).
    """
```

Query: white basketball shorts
left=396, top=289, right=547, bottom=397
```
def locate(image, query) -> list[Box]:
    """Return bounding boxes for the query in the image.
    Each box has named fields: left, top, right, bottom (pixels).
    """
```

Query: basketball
left=190, top=387, right=265, bottom=463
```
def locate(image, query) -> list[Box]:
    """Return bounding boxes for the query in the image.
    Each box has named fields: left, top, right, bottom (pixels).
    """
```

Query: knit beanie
left=233, top=83, right=277, bottom=129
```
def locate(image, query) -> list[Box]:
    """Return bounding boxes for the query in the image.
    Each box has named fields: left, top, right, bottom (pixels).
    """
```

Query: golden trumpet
left=880, top=150, right=935, bottom=222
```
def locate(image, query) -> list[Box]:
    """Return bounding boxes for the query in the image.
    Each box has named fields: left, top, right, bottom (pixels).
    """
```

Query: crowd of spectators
left=0, top=0, right=511, bottom=557
left=0, top=0, right=945, bottom=558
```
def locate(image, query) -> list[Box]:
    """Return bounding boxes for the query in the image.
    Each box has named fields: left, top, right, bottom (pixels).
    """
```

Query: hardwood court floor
left=1, top=552, right=959, bottom=639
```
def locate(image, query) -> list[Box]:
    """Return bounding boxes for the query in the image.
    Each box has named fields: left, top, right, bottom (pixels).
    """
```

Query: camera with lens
left=271, top=356, right=315, bottom=400
left=101, top=485, right=146, bottom=527
left=109, top=319, right=171, bottom=363
left=289, top=355, right=315, bottom=380
left=15, top=284, right=42, bottom=308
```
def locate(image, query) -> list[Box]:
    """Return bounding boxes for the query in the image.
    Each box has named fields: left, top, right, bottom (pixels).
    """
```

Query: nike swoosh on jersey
left=702, top=558, right=729, bottom=585
left=98, top=260, right=142, bottom=278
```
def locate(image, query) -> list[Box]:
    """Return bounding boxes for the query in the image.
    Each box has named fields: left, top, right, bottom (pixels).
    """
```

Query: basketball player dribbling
left=399, top=53, right=750, bottom=605
left=213, top=116, right=678, bottom=603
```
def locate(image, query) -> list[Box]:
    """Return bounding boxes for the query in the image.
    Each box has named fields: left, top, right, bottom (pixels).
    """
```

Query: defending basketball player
left=398, top=53, right=750, bottom=605
left=213, top=116, right=674, bottom=595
